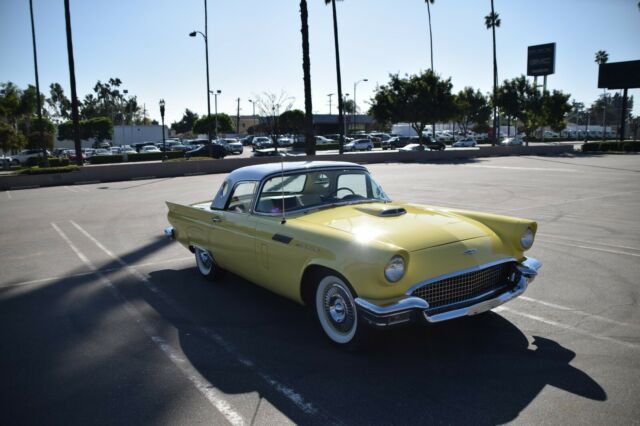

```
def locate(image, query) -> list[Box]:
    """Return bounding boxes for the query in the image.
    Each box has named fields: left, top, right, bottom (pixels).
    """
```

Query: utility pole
left=236, top=98, right=241, bottom=136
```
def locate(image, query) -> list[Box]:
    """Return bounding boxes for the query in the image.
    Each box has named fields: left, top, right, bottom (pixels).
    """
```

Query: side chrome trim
left=164, top=226, right=175, bottom=240
left=405, top=257, right=517, bottom=296
left=355, top=296, right=429, bottom=315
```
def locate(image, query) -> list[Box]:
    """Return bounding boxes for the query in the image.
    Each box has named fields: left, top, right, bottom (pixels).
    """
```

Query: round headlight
left=520, top=227, right=534, bottom=250
left=384, top=256, right=405, bottom=283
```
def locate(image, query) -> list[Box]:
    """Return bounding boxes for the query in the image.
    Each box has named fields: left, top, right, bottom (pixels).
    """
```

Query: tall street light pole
left=190, top=0, right=212, bottom=153
left=159, top=99, right=166, bottom=161
left=353, top=78, right=367, bottom=133
left=210, top=89, right=221, bottom=138
left=29, top=0, right=48, bottom=167
left=248, top=99, right=256, bottom=133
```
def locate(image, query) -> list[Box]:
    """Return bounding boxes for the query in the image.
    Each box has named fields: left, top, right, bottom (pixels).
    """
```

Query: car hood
left=296, top=202, right=488, bottom=252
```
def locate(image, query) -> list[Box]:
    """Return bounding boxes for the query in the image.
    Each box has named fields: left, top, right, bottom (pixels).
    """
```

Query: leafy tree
left=369, top=70, right=457, bottom=145
left=26, top=131, right=54, bottom=150
left=455, top=88, right=491, bottom=136
left=279, top=109, right=305, bottom=134
left=0, top=121, right=26, bottom=152
left=485, top=3, right=501, bottom=144
left=544, top=90, right=572, bottom=132
left=496, top=78, right=525, bottom=137
left=171, top=109, right=199, bottom=134
left=193, top=114, right=233, bottom=135
left=299, top=0, right=315, bottom=155
left=253, top=91, right=295, bottom=150
left=46, top=83, right=71, bottom=122
left=589, top=93, right=634, bottom=124
left=343, top=99, right=356, bottom=114
left=84, top=117, right=113, bottom=142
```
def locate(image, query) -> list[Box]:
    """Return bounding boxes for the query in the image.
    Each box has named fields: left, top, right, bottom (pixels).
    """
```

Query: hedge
left=582, top=141, right=640, bottom=153
left=89, top=151, right=185, bottom=164
left=26, top=157, right=70, bottom=167
left=17, top=165, right=80, bottom=175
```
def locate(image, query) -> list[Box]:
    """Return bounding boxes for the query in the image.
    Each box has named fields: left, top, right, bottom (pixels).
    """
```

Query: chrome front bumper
left=355, top=257, right=541, bottom=328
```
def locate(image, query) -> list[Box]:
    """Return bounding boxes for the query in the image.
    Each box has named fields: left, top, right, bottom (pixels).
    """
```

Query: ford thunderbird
left=164, top=161, right=540, bottom=348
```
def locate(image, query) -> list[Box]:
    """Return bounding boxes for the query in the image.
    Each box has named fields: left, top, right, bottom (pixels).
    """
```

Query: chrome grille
left=411, top=262, right=516, bottom=310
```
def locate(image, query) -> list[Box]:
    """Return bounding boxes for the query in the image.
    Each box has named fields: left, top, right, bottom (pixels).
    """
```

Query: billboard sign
left=527, top=43, right=556, bottom=76
left=598, top=60, right=640, bottom=89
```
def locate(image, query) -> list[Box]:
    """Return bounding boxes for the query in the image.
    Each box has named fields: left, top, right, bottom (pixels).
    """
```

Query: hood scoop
left=356, top=204, right=407, bottom=217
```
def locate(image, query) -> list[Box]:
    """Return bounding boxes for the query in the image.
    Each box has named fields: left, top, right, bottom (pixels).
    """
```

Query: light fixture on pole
left=327, top=93, right=334, bottom=115
left=189, top=0, right=212, bottom=156
left=159, top=99, right=166, bottom=161
left=248, top=99, right=257, bottom=133
left=353, top=78, right=367, bottom=133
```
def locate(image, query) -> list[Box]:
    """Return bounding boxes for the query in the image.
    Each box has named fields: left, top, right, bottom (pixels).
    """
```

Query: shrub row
left=89, top=151, right=185, bottom=164
left=25, top=157, right=70, bottom=167
left=17, top=165, right=80, bottom=175
left=582, top=141, right=640, bottom=153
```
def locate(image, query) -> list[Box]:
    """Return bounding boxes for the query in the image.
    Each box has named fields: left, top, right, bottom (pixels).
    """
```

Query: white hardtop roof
left=227, top=161, right=366, bottom=183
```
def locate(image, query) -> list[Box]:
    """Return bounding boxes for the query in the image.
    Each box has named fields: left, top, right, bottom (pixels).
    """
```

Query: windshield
left=255, top=169, right=390, bottom=214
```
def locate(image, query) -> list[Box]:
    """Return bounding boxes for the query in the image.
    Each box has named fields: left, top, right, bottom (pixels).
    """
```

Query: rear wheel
left=194, top=247, right=225, bottom=280
left=314, top=273, right=367, bottom=349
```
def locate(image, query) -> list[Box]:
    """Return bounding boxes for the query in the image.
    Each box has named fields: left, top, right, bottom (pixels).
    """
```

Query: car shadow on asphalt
left=146, top=267, right=607, bottom=425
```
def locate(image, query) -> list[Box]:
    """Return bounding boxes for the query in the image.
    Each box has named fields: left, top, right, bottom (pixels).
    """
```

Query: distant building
left=55, top=124, right=168, bottom=148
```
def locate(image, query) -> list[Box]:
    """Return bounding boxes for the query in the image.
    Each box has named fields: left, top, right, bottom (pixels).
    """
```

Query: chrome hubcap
left=323, top=284, right=355, bottom=333
left=197, top=249, right=213, bottom=272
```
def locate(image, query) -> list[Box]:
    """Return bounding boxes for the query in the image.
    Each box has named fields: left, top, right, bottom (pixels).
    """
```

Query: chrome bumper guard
left=355, top=257, right=541, bottom=328
left=164, top=226, right=175, bottom=240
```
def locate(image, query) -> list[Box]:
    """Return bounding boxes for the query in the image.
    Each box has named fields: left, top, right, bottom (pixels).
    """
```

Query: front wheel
left=314, top=274, right=366, bottom=348
left=194, top=247, right=225, bottom=280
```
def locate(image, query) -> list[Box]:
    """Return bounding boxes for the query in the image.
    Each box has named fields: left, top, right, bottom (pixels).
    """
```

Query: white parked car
left=399, top=143, right=425, bottom=152
left=315, top=136, right=335, bottom=145
left=94, top=148, right=112, bottom=156
left=9, top=149, right=50, bottom=165
left=276, top=137, right=293, bottom=148
left=217, top=138, right=244, bottom=154
left=344, top=139, right=373, bottom=152
left=452, top=138, right=477, bottom=147
left=141, top=145, right=161, bottom=153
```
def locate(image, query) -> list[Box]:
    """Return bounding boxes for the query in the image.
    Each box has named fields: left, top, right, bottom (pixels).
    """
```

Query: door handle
left=212, top=216, right=223, bottom=223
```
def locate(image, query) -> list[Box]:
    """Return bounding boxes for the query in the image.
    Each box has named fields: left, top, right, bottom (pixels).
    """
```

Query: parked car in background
left=141, top=145, right=161, bottom=153
left=185, top=144, right=226, bottom=159
left=252, top=148, right=289, bottom=157
left=315, top=135, right=335, bottom=145
left=164, top=161, right=540, bottom=348
left=276, top=137, right=293, bottom=148
left=501, top=137, right=523, bottom=146
left=9, top=149, right=50, bottom=165
left=252, top=136, right=274, bottom=151
left=369, top=132, right=391, bottom=142
left=388, top=136, right=413, bottom=149
left=452, top=138, right=477, bottom=147
left=94, top=148, right=112, bottom=156
left=223, top=138, right=244, bottom=154
left=344, top=139, right=373, bottom=152
left=240, top=135, right=255, bottom=146
left=399, top=143, right=425, bottom=152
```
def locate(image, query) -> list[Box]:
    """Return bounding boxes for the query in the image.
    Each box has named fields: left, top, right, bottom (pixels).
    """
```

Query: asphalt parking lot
left=1, top=153, right=639, bottom=425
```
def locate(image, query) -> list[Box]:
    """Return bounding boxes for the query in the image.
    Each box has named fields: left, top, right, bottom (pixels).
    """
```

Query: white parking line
left=63, top=186, right=78, bottom=193
left=538, top=239, right=640, bottom=258
left=51, top=222, right=245, bottom=425
left=6, top=191, right=11, bottom=199
left=495, top=306, right=640, bottom=350
left=69, top=221, right=322, bottom=419
left=519, top=296, right=640, bottom=330
left=538, top=234, right=640, bottom=252
left=506, top=190, right=638, bottom=212
left=468, top=165, right=576, bottom=172
left=0, top=257, right=193, bottom=289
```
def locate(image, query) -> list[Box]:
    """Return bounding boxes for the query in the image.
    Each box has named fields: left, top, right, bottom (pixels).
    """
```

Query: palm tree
left=300, top=0, right=315, bottom=155
left=325, top=0, right=345, bottom=154
left=425, top=0, right=436, bottom=142
left=485, top=2, right=500, bottom=146
left=63, top=0, right=82, bottom=166
left=595, top=50, right=609, bottom=141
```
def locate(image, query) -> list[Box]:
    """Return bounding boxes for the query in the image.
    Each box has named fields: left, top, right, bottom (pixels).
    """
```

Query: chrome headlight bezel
left=520, top=227, right=534, bottom=250
left=384, top=256, right=405, bottom=283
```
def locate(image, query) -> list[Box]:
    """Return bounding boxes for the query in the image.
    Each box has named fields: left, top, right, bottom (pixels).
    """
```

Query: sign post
left=527, top=43, right=556, bottom=146
left=598, top=60, right=640, bottom=141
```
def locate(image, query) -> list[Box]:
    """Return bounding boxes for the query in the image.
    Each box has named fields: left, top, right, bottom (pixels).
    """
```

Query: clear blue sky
left=1, top=0, right=639, bottom=124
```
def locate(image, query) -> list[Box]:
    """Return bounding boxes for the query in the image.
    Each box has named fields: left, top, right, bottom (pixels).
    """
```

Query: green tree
left=485, top=2, right=501, bottom=144
left=594, top=50, right=609, bottom=139
left=544, top=90, right=572, bottom=133
left=171, top=109, right=199, bottom=134
left=299, top=0, right=315, bottom=155
left=0, top=121, right=26, bottom=152
left=455, top=87, right=491, bottom=136
left=279, top=109, right=305, bottom=134
left=193, top=114, right=233, bottom=135
left=84, top=117, right=113, bottom=142
left=343, top=99, right=356, bottom=114
left=369, top=70, right=457, bottom=145
left=46, top=83, right=71, bottom=122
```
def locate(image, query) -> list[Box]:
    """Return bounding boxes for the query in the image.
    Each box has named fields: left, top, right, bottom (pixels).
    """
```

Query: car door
left=208, top=181, right=258, bottom=280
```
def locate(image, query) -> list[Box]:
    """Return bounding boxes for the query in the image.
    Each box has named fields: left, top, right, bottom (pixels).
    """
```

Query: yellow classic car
left=164, top=161, right=540, bottom=348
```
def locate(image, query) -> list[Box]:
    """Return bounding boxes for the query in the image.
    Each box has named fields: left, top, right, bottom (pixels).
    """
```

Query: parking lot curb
left=0, top=145, right=573, bottom=191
